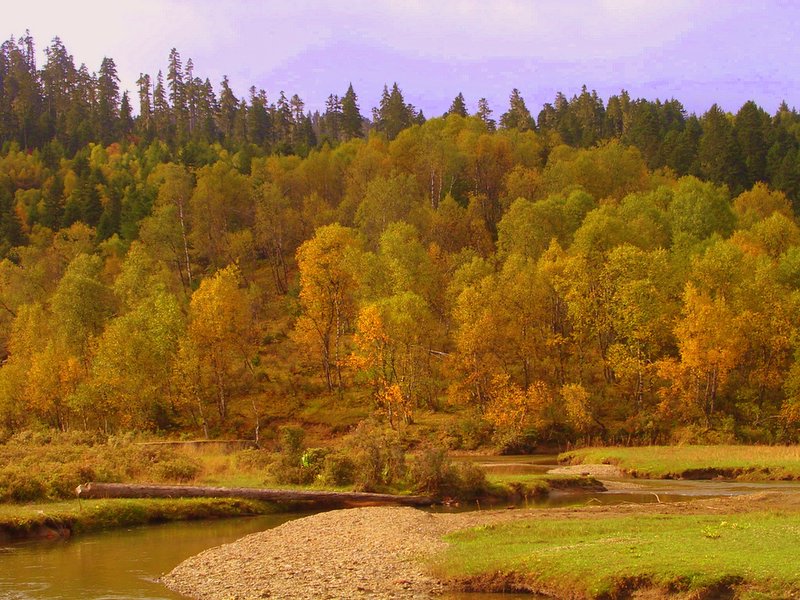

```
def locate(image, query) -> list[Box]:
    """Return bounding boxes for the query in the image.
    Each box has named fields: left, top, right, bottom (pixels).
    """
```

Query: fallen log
left=75, top=482, right=436, bottom=507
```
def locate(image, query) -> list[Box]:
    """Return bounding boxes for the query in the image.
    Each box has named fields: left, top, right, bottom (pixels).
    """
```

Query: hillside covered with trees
left=2, top=33, right=800, bottom=448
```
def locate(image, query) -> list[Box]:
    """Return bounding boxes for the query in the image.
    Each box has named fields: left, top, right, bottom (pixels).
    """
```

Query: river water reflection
left=0, top=514, right=302, bottom=599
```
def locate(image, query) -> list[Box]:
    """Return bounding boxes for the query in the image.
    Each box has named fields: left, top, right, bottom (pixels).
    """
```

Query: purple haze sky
left=6, top=1, right=800, bottom=118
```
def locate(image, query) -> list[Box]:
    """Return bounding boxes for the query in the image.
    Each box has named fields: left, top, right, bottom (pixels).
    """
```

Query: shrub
left=0, top=468, right=46, bottom=502
left=234, top=448, right=273, bottom=470
left=300, top=448, right=330, bottom=479
left=272, top=426, right=312, bottom=484
left=345, top=420, right=406, bottom=492
left=444, top=415, right=493, bottom=450
left=154, top=456, right=201, bottom=483
left=319, top=453, right=356, bottom=487
left=409, top=446, right=459, bottom=496
left=453, top=462, right=487, bottom=499
left=492, top=427, right=538, bottom=454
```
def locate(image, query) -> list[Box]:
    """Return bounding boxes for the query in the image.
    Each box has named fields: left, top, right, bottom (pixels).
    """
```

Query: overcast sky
left=5, top=1, right=799, bottom=118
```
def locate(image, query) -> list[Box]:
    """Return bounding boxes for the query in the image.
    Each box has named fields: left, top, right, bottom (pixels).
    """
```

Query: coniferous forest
left=3, top=33, right=800, bottom=448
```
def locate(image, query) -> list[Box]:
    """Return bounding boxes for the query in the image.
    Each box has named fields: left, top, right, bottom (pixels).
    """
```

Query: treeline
left=1, top=33, right=800, bottom=446
left=3, top=33, right=800, bottom=205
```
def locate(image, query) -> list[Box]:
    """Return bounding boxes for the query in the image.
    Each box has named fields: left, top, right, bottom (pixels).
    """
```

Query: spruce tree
left=341, top=83, right=363, bottom=139
left=447, top=92, right=468, bottom=117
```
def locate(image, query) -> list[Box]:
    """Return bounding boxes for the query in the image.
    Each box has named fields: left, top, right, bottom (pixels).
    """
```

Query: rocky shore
left=162, top=505, right=530, bottom=599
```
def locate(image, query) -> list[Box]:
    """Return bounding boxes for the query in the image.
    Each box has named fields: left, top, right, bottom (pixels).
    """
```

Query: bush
left=409, top=446, right=459, bottom=496
left=345, top=420, right=406, bottom=492
left=443, top=415, right=493, bottom=450
left=319, top=453, right=356, bottom=487
left=154, top=456, right=201, bottom=483
left=0, top=467, right=47, bottom=502
left=234, top=448, right=273, bottom=470
left=272, top=426, right=315, bottom=484
left=409, top=445, right=488, bottom=498
left=300, top=448, right=330, bottom=478
left=453, top=462, right=487, bottom=499
left=492, top=427, right=538, bottom=454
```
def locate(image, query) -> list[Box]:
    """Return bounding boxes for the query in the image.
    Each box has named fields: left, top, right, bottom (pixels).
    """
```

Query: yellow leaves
left=484, top=375, right=552, bottom=434
left=561, top=383, right=594, bottom=433
left=675, top=284, right=743, bottom=376
left=376, top=383, right=412, bottom=428
left=295, top=224, right=363, bottom=389
left=188, top=264, right=250, bottom=351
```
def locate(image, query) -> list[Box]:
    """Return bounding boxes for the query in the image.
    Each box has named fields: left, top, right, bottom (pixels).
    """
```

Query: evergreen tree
left=273, top=91, right=292, bottom=150
left=321, top=93, right=342, bottom=142
left=217, top=75, right=238, bottom=142
left=41, top=37, right=78, bottom=145
left=119, top=91, right=134, bottom=138
left=136, top=73, right=153, bottom=138
left=373, top=82, right=414, bottom=140
left=447, top=92, right=468, bottom=117
left=341, top=83, right=363, bottom=140
left=476, top=97, right=496, bottom=131
left=699, top=104, right=745, bottom=191
left=500, top=88, right=534, bottom=132
left=247, top=87, right=271, bottom=147
left=152, top=70, right=170, bottom=140
left=167, top=48, right=188, bottom=141
left=573, top=85, right=605, bottom=147
left=734, top=100, right=769, bottom=187
left=96, top=57, right=120, bottom=145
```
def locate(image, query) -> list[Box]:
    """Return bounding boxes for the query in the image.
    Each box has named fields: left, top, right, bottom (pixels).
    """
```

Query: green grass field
left=559, top=445, right=800, bottom=479
left=432, top=508, right=800, bottom=598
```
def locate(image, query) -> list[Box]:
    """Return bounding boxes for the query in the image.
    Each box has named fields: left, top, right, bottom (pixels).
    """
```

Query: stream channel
left=3, top=455, right=800, bottom=599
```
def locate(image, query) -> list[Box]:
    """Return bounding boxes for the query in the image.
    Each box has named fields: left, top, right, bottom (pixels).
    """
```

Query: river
left=3, top=456, right=800, bottom=599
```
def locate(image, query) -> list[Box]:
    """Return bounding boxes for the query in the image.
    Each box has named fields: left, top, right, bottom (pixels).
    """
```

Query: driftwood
left=75, top=482, right=436, bottom=507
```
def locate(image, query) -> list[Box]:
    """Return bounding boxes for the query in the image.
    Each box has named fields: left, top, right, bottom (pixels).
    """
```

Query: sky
left=4, top=1, right=800, bottom=119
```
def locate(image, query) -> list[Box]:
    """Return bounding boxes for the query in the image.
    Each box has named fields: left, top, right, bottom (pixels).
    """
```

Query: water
left=4, top=457, right=800, bottom=599
left=0, top=514, right=301, bottom=599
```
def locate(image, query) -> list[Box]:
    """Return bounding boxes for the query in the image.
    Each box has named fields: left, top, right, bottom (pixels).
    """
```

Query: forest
left=2, top=32, right=800, bottom=449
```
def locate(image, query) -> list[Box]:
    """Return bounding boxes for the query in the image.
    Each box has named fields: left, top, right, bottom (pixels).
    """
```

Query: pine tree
left=119, top=91, right=134, bottom=138
left=447, top=92, right=468, bottom=117
left=341, top=83, right=363, bottom=140
left=152, top=70, right=170, bottom=140
left=96, top=57, right=120, bottom=145
left=476, top=97, right=496, bottom=132
left=734, top=100, right=769, bottom=187
left=42, top=37, right=78, bottom=145
left=247, top=86, right=270, bottom=147
left=217, top=75, right=238, bottom=141
left=500, top=88, right=534, bottom=132
left=373, top=82, right=414, bottom=140
left=167, top=48, right=188, bottom=141
left=321, top=93, right=342, bottom=142
left=136, top=73, right=153, bottom=138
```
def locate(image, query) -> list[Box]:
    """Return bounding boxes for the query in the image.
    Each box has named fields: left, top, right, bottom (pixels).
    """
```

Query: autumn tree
left=294, top=224, right=363, bottom=390
left=174, top=264, right=258, bottom=435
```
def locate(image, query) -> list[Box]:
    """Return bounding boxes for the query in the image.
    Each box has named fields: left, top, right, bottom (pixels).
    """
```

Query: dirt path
left=162, top=493, right=799, bottom=599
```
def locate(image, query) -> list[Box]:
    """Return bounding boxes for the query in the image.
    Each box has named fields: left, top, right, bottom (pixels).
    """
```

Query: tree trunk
left=76, top=482, right=436, bottom=507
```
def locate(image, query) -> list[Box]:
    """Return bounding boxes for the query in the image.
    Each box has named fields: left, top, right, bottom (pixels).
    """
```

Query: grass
left=0, top=497, right=284, bottom=540
left=432, top=510, right=800, bottom=598
left=559, top=445, right=800, bottom=480
left=484, top=473, right=604, bottom=499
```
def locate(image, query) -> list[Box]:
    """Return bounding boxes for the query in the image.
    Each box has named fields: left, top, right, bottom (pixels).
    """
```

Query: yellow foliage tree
left=294, top=224, right=362, bottom=391
left=174, top=264, right=257, bottom=436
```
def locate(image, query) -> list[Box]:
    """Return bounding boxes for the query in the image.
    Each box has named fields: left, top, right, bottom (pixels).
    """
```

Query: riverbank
left=164, top=493, right=800, bottom=599
left=0, top=497, right=286, bottom=542
left=559, top=445, right=800, bottom=480
left=0, top=472, right=599, bottom=541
